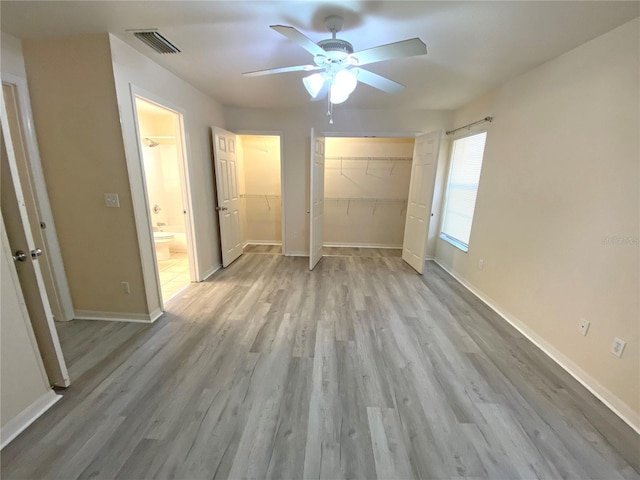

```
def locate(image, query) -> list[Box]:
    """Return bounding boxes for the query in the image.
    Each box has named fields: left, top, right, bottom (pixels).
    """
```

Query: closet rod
left=446, top=116, right=493, bottom=135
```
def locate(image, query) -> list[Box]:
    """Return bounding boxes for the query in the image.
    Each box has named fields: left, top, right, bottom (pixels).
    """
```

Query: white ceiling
left=2, top=1, right=638, bottom=110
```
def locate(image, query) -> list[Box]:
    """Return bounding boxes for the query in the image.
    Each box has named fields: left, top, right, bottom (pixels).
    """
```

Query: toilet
left=153, top=231, right=175, bottom=261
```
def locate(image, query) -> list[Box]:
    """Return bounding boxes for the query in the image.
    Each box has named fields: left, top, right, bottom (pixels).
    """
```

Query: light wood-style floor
left=3, top=254, right=638, bottom=479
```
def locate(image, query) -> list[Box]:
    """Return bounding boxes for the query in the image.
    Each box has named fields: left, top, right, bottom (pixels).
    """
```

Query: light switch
left=104, top=193, right=120, bottom=208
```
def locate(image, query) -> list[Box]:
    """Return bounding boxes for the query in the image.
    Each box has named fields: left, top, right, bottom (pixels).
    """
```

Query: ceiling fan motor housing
left=316, top=38, right=354, bottom=63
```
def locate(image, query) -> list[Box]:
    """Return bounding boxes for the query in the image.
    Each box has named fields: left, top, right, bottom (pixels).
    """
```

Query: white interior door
left=309, top=128, right=325, bottom=270
left=402, top=130, right=441, bottom=274
left=3, top=81, right=73, bottom=323
left=212, top=127, right=243, bottom=267
left=1, top=99, right=69, bottom=387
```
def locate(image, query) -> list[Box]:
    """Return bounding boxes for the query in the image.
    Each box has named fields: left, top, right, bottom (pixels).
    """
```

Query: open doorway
left=134, top=97, right=194, bottom=303
left=237, top=134, right=283, bottom=255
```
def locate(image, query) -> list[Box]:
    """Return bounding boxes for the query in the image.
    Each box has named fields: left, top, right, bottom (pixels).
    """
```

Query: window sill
left=439, top=233, right=469, bottom=253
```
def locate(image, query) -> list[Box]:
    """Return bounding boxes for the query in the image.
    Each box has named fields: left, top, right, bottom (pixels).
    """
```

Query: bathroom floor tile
left=157, top=253, right=190, bottom=303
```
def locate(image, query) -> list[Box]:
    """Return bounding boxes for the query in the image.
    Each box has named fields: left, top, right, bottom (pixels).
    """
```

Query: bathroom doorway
left=134, top=97, right=194, bottom=303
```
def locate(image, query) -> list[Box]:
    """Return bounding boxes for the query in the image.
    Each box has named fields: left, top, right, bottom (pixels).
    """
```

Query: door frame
left=235, top=130, right=286, bottom=254
left=1, top=95, right=70, bottom=387
left=129, top=85, right=199, bottom=307
left=1, top=73, right=75, bottom=322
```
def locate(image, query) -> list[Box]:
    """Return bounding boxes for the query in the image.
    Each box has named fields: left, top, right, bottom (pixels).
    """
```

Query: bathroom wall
left=239, top=135, right=282, bottom=244
left=324, top=137, right=414, bottom=248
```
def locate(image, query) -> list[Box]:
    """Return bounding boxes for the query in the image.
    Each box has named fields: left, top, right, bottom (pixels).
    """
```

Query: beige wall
left=1, top=32, right=27, bottom=77
left=435, top=18, right=640, bottom=427
left=224, top=107, right=452, bottom=254
left=109, top=34, right=226, bottom=292
left=324, top=137, right=414, bottom=247
left=23, top=34, right=148, bottom=315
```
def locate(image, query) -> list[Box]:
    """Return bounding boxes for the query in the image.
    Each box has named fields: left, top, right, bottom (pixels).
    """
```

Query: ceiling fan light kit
left=243, top=15, right=428, bottom=123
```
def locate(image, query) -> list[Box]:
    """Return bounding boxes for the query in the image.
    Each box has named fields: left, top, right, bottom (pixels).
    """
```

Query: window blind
left=440, top=132, right=487, bottom=251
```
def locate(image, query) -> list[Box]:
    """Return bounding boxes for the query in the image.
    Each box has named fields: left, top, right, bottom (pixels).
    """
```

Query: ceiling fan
left=243, top=15, right=428, bottom=120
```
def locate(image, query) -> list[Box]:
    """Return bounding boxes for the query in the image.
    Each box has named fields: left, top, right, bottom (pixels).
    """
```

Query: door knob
left=216, top=206, right=228, bottom=211
left=31, top=248, right=43, bottom=259
left=13, top=250, right=27, bottom=262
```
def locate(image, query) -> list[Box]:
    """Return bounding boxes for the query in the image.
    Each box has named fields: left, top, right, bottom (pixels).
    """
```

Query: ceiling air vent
left=133, top=31, right=181, bottom=54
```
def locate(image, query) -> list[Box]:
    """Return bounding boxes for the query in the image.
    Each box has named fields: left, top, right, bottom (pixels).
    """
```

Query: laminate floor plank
left=2, top=255, right=637, bottom=480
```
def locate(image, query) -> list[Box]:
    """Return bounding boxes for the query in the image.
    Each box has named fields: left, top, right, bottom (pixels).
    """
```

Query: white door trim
left=128, top=86, right=200, bottom=309
left=1, top=73, right=75, bottom=321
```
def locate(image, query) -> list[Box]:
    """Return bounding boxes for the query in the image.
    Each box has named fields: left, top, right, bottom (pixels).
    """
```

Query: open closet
left=236, top=135, right=282, bottom=253
left=323, top=137, right=414, bottom=250
left=310, top=129, right=440, bottom=273
left=236, top=135, right=282, bottom=251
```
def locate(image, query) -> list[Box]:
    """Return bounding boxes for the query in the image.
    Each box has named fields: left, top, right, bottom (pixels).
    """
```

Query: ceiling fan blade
left=271, top=25, right=326, bottom=57
left=350, top=38, right=427, bottom=66
left=355, top=68, right=405, bottom=94
left=243, top=64, right=321, bottom=77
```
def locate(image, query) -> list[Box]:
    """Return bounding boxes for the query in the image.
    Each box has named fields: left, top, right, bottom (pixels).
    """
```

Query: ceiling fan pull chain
left=327, top=96, right=334, bottom=124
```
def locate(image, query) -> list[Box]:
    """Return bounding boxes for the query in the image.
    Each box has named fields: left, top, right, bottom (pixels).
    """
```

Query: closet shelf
left=240, top=194, right=281, bottom=198
left=240, top=193, right=280, bottom=211
left=325, top=197, right=407, bottom=216
left=325, top=156, right=412, bottom=176
left=325, top=156, right=412, bottom=162
left=325, top=197, right=407, bottom=202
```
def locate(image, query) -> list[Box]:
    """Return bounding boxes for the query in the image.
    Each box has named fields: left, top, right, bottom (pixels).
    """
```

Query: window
left=440, top=131, right=487, bottom=252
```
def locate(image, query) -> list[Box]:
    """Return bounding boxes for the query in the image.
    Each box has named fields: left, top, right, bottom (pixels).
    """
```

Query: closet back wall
left=238, top=135, right=282, bottom=245
left=324, top=137, right=414, bottom=248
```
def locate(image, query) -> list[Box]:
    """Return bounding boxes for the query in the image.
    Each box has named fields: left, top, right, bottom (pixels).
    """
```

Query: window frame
left=439, top=129, right=488, bottom=253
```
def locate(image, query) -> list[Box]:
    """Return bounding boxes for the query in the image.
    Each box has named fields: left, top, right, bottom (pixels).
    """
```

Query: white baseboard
left=74, top=310, right=155, bottom=323
left=1, top=390, right=61, bottom=450
left=431, top=259, right=640, bottom=434
left=149, top=307, right=163, bottom=323
left=323, top=242, right=402, bottom=249
left=245, top=241, right=282, bottom=246
left=200, top=264, right=222, bottom=281
left=284, top=251, right=308, bottom=257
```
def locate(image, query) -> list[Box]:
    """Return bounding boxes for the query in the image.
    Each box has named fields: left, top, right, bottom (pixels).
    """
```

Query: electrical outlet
left=578, top=318, right=590, bottom=336
left=104, top=193, right=120, bottom=208
left=610, top=337, right=626, bottom=358
left=121, top=281, right=130, bottom=294
left=478, top=259, right=484, bottom=270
